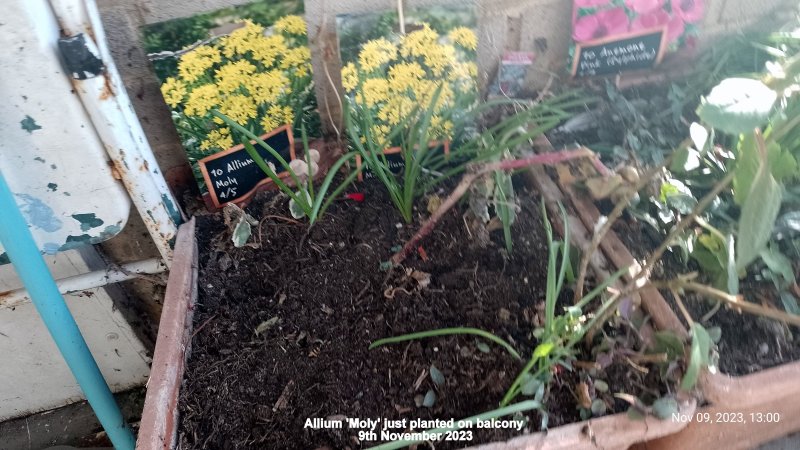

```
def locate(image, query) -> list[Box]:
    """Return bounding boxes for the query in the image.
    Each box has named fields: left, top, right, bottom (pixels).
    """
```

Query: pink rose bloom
left=629, top=9, right=670, bottom=32
left=573, top=8, right=631, bottom=42
left=672, top=0, right=705, bottom=24
left=624, top=0, right=665, bottom=15
left=575, top=0, right=611, bottom=7
left=666, top=15, right=686, bottom=43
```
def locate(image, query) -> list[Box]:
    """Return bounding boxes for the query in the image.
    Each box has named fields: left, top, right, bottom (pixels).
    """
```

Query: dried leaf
left=585, top=175, right=624, bottom=200
left=410, top=270, right=431, bottom=289
left=576, top=382, right=592, bottom=409
left=426, top=195, right=443, bottom=215
left=232, top=216, right=252, bottom=248
left=255, top=316, right=281, bottom=336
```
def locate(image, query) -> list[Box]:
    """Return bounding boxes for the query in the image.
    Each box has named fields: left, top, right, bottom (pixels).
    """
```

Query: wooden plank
left=136, top=219, right=197, bottom=450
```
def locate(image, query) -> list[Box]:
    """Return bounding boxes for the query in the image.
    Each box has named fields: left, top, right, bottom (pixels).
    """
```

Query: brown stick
left=652, top=280, right=800, bottom=327
left=573, top=190, right=636, bottom=302
left=572, top=140, right=687, bottom=301
left=390, top=148, right=595, bottom=265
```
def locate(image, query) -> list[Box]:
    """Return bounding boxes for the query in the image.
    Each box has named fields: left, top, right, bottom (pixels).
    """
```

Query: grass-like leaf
left=370, top=327, right=521, bottom=361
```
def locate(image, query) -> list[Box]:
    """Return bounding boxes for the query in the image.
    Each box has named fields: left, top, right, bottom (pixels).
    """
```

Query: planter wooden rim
left=136, top=174, right=694, bottom=449
left=137, top=218, right=198, bottom=450
left=531, top=136, right=800, bottom=449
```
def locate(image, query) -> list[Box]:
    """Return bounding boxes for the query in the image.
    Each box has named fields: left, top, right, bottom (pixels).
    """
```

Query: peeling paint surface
left=71, top=213, right=104, bottom=231
left=15, top=194, right=62, bottom=232
left=20, top=115, right=41, bottom=133
left=43, top=242, right=61, bottom=254
left=0, top=0, right=131, bottom=262
left=161, top=194, right=182, bottom=225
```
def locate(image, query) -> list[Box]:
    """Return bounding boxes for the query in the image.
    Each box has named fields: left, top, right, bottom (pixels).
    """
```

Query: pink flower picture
left=625, top=0, right=665, bottom=15
left=629, top=9, right=670, bottom=32
left=575, top=0, right=612, bottom=7
left=573, top=0, right=703, bottom=47
left=672, top=0, right=705, bottom=24
left=573, top=7, right=630, bottom=42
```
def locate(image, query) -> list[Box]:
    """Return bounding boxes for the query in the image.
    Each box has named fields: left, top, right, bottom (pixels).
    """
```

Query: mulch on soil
left=177, top=181, right=648, bottom=449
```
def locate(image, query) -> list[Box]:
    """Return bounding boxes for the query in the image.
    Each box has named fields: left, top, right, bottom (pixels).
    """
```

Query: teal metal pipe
left=0, top=172, right=135, bottom=450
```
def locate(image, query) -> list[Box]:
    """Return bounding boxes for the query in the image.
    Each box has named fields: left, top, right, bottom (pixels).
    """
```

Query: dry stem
left=652, top=280, right=800, bottom=327
left=572, top=141, right=687, bottom=301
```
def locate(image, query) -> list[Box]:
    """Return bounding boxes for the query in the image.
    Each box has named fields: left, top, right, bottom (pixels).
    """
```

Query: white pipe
left=48, top=0, right=181, bottom=265
left=0, top=258, right=168, bottom=309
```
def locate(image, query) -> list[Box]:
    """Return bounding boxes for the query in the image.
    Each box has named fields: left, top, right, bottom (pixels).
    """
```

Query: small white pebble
left=434, top=347, right=439, bottom=352
left=594, top=215, right=608, bottom=234
left=524, top=277, right=529, bottom=284
left=396, top=223, right=403, bottom=229
left=206, top=284, right=213, bottom=289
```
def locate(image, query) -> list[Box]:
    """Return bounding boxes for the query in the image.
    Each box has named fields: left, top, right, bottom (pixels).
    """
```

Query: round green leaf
left=697, top=78, right=777, bottom=135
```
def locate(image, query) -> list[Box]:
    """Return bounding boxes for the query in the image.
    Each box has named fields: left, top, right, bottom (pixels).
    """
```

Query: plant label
left=199, top=125, right=296, bottom=208
left=571, top=28, right=667, bottom=78
left=355, top=141, right=450, bottom=182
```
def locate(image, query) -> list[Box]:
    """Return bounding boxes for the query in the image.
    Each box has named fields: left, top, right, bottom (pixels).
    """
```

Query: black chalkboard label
left=355, top=141, right=450, bottom=182
left=571, top=27, right=667, bottom=77
left=199, top=125, right=295, bottom=208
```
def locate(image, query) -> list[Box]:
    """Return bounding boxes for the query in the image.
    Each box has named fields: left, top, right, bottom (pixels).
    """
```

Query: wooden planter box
left=534, top=136, right=800, bottom=450
left=136, top=173, right=697, bottom=449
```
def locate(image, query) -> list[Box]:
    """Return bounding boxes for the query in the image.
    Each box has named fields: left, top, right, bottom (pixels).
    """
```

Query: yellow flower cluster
left=183, top=84, right=220, bottom=117
left=250, top=35, right=288, bottom=66
left=178, top=46, right=222, bottom=83
left=218, top=94, right=257, bottom=124
left=261, top=105, right=295, bottom=133
left=160, top=77, right=186, bottom=108
left=274, top=15, right=307, bottom=36
left=160, top=16, right=314, bottom=154
left=215, top=60, right=257, bottom=93
left=200, top=127, right=233, bottom=151
left=220, top=20, right=265, bottom=58
left=448, top=27, right=478, bottom=51
left=359, top=38, right=398, bottom=72
left=280, top=46, right=312, bottom=77
left=246, top=71, right=289, bottom=104
left=343, top=24, right=478, bottom=147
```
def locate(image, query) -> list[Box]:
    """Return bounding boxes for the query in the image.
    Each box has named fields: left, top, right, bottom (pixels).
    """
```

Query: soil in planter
left=178, top=181, right=666, bottom=449
left=610, top=214, right=800, bottom=376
